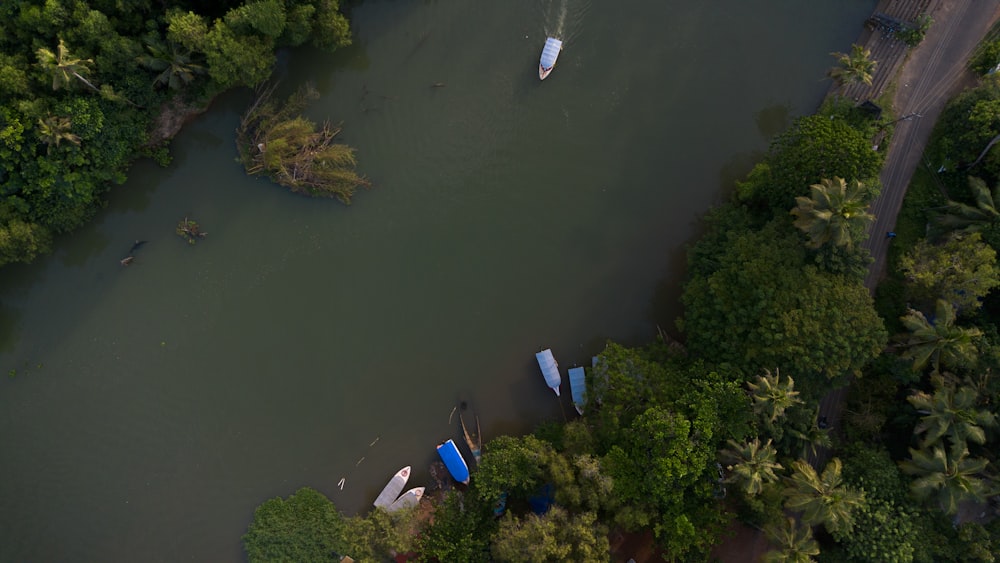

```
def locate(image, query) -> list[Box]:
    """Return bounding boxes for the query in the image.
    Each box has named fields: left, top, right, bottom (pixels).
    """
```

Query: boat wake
left=542, top=0, right=591, bottom=44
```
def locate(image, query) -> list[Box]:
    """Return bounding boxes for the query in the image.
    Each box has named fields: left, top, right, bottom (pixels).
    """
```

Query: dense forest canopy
left=0, top=0, right=351, bottom=267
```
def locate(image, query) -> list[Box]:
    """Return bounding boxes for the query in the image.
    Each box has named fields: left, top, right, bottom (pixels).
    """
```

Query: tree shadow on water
left=0, top=301, right=23, bottom=356
left=755, top=102, right=792, bottom=141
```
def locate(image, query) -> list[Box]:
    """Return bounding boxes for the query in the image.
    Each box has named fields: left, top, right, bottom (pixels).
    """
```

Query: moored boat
left=436, top=439, right=471, bottom=485
left=538, top=37, right=563, bottom=80
left=460, top=413, right=482, bottom=466
left=568, top=366, right=586, bottom=415
left=373, top=466, right=410, bottom=509
left=387, top=487, right=425, bottom=512
left=535, top=348, right=561, bottom=396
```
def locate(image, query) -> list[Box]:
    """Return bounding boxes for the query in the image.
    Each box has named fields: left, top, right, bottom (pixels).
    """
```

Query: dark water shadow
left=105, top=159, right=161, bottom=215
left=755, top=102, right=792, bottom=141
left=56, top=220, right=113, bottom=269
left=0, top=301, right=23, bottom=355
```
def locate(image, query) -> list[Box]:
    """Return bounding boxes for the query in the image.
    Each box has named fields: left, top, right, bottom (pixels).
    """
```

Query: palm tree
left=748, top=369, right=803, bottom=425
left=35, top=39, right=99, bottom=93
left=786, top=413, right=834, bottom=461
left=896, top=299, right=982, bottom=373
left=899, top=445, right=990, bottom=515
left=36, top=115, right=80, bottom=152
left=720, top=438, right=783, bottom=496
left=908, top=375, right=997, bottom=450
left=934, top=176, right=1000, bottom=235
left=137, top=39, right=205, bottom=90
left=783, top=458, right=865, bottom=535
left=828, top=44, right=877, bottom=90
left=790, top=177, right=874, bottom=250
left=763, top=517, right=820, bottom=563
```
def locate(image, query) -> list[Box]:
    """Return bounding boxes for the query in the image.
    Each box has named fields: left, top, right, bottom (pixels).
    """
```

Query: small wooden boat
left=538, top=37, right=563, bottom=80
left=372, top=466, right=410, bottom=509
left=535, top=348, right=561, bottom=396
left=436, top=439, right=470, bottom=485
left=387, top=486, right=425, bottom=512
left=460, top=413, right=482, bottom=466
left=568, top=366, right=586, bottom=415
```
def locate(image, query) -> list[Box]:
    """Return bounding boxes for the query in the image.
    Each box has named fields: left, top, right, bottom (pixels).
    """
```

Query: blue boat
left=568, top=366, right=586, bottom=415
left=535, top=348, right=561, bottom=396
left=436, top=439, right=470, bottom=485
left=538, top=37, right=563, bottom=80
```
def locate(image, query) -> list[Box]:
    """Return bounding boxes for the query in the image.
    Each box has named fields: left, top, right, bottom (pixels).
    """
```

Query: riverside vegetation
left=0, top=0, right=353, bottom=268
left=243, top=31, right=1000, bottom=563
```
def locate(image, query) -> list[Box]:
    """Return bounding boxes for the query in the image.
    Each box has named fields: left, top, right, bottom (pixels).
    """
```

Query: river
left=0, top=0, right=875, bottom=560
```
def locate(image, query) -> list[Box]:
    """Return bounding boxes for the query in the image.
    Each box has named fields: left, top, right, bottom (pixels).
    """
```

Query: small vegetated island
left=0, top=0, right=355, bottom=268
left=244, top=16, right=1000, bottom=563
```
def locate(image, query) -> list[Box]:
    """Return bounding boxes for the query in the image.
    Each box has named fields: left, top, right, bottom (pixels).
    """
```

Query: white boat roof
left=536, top=349, right=561, bottom=390
left=540, top=37, right=562, bottom=69
left=387, top=487, right=424, bottom=512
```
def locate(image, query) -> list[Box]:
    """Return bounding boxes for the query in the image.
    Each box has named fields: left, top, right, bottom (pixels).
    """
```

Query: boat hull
left=535, top=348, right=561, bottom=396
left=538, top=37, right=563, bottom=80
left=373, top=466, right=411, bottom=509
left=387, top=487, right=425, bottom=512
left=437, top=439, right=471, bottom=484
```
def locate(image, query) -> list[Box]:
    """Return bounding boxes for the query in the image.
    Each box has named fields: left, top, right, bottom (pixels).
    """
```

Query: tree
left=602, top=406, right=725, bottom=558
left=35, top=39, right=99, bottom=93
left=416, top=491, right=490, bottom=563
left=899, top=232, right=1000, bottom=312
left=783, top=458, right=866, bottom=535
left=790, top=176, right=874, bottom=250
left=899, top=445, right=991, bottom=515
left=720, top=437, right=783, bottom=496
left=908, top=375, right=998, bottom=450
left=737, top=114, right=883, bottom=213
left=36, top=115, right=80, bottom=151
left=896, top=300, right=982, bottom=373
left=680, top=222, right=887, bottom=396
left=934, top=176, right=1000, bottom=235
left=0, top=219, right=52, bottom=266
left=242, top=487, right=347, bottom=562
left=491, top=507, right=609, bottom=563
left=747, top=369, right=803, bottom=424
left=203, top=19, right=276, bottom=89
left=762, top=517, right=820, bottom=563
left=137, top=39, right=205, bottom=90
left=828, top=44, right=877, bottom=89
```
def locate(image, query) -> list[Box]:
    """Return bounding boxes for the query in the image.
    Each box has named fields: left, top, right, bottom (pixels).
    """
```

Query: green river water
left=0, top=1, right=876, bottom=560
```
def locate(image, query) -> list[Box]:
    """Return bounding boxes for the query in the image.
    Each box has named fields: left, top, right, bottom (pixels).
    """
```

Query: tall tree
left=36, top=115, right=80, bottom=151
left=899, top=232, right=1000, bottom=312
left=747, top=369, right=803, bottom=425
left=762, top=517, right=820, bottom=563
left=720, top=437, right=783, bottom=496
left=934, top=176, right=1000, bottom=235
left=896, top=300, right=982, bottom=373
left=783, top=458, right=865, bottom=535
left=908, top=375, right=998, bottom=450
left=242, top=487, right=348, bottom=562
left=35, top=38, right=99, bottom=92
left=828, top=44, right=877, bottom=89
left=137, top=39, right=206, bottom=90
left=491, top=507, right=609, bottom=563
left=790, top=177, right=874, bottom=250
left=899, top=445, right=991, bottom=515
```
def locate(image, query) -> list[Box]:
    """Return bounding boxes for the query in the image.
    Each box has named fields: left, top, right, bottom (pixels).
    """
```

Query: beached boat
left=535, top=348, right=561, bottom=396
left=436, top=439, right=471, bottom=485
left=460, top=413, right=482, bottom=466
left=568, top=366, right=586, bottom=415
left=372, top=466, right=410, bottom=509
left=538, top=37, right=563, bottom=80
left=387, top=486, right=425, bottom=512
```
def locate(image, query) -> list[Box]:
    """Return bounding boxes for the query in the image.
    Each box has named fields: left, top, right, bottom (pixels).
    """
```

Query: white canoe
left=387, top=486, right=425, bottom=512
left=373, top=466, right=410, bottom=509
left=538, top=37, right=563, bottom=80
left=536, top=348, right=561, bottom=396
